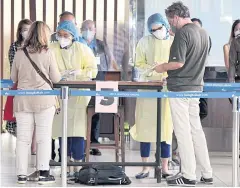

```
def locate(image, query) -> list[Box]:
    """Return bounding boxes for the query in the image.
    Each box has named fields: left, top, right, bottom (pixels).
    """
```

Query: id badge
left=96, top=56, right=101, bottom=65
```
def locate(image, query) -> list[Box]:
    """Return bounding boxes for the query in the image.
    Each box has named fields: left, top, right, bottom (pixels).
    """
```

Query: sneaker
left=167, top=176, right=196, bottom=187
left=199, top=177, right=213, bottom=184
left=38, top=175, right=55, bottom=185
left=17, top=175, right=27, bottom=184
left=90, top=149, right=102, bottom=156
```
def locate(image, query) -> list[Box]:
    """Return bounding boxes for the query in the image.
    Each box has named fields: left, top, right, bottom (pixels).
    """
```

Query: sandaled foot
left=135, top=171, right=149, bottom=179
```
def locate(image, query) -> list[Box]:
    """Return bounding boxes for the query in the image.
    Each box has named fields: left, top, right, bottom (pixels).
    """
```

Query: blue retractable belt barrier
left=0, top=89, right=239, bottom=98
left=1, top=79, right=240, bottom=98
left=1, top=90, right=60, bottom=96
left=0, top=79, right=14, bottom=88
left=1, top=79, right=240, bottom=90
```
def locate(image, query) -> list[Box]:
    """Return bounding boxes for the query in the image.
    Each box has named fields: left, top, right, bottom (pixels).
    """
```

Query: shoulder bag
left=23, top=47, right=61, bottom=114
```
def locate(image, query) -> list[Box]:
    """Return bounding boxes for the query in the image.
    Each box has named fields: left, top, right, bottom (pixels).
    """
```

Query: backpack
left=199, top=98, right=208, bottom=120
left=76, top=165, right=131, bottom=186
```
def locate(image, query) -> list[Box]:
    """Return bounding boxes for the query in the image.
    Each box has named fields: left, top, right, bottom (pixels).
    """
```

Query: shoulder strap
left=23, top=47, right=53, bottom=89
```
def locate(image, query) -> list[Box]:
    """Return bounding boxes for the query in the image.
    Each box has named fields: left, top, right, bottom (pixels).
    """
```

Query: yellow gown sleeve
left=79, top=45, right=98, bottom=80
left=135, top=38, right=150, bottom=69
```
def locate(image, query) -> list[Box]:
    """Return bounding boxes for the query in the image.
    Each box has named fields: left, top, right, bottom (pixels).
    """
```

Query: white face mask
left=58, top=37, right=72, bottom=48
left=21, top=31, right=29, bottom=39
left=235, top=30, right=240, bottom=38
left=152, top=27, right=167, bottom=40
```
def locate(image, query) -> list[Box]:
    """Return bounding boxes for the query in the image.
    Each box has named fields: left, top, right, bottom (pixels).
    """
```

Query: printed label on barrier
left=95, top=81, right=118, bottom=113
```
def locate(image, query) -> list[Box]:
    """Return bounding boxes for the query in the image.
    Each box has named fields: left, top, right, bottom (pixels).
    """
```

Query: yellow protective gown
left=129, top=35, right=173, bottom=144
left=50, top=42, right=98, bottom=139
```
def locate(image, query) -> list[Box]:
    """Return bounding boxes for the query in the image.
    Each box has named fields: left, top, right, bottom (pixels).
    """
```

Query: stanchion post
left=232, top=96, right=239, bottom=187
left=60, top=86, right=69, bottom=187
left=155, top=89, right=162, bottom=183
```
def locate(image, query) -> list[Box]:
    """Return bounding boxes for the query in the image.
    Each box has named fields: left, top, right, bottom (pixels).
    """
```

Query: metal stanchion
left=232, top=96, right=239, bottom=187
left=60, top=86, right=69, bottom=187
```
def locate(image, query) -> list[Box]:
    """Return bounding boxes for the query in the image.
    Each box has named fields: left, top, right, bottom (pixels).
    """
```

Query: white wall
left=143, top=0, right=240, bottom=67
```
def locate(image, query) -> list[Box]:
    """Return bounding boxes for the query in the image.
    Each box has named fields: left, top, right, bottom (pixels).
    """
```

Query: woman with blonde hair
left=11, top=21, right=61, bottom=184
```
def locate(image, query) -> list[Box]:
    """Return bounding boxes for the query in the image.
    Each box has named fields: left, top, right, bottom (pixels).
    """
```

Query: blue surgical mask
left=82, top=30, right=95, bottom=41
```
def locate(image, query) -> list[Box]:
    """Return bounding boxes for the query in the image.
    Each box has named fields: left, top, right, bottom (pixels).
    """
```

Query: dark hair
left=191, top=18, right=202, bottom=27
left=165, top=1, right=190, bottom=18
left=231, top=19, right=240, bottom=38
left=59, top=11, right=75, bottom=19
left=16, top=19, right=32, bottom=44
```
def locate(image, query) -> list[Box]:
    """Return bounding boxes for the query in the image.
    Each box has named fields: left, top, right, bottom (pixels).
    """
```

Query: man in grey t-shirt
left=154, top=2, right=213, bottom=186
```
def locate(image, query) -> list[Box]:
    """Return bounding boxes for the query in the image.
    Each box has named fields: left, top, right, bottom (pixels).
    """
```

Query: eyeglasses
left=150, top=26, right=163, bottom=33
left=56, top=33, right=72, bottom=39
left=56, top=34, right=72, bottom=40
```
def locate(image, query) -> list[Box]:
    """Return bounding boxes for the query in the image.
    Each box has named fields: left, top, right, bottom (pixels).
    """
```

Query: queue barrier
left=0, top=90, right=240, bottom=98
left=0, top=81, right=239, bottom=187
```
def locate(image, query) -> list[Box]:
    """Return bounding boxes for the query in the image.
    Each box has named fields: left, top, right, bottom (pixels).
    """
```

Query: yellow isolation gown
left=50, top=42, right=98, bottom=139
left=129, top=35, right=173, bottom=144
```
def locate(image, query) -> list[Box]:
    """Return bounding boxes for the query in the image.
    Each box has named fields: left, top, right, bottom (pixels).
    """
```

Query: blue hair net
left=147, top=13, right=170, bottom=33
left=57, top=21, right=79, bottom=41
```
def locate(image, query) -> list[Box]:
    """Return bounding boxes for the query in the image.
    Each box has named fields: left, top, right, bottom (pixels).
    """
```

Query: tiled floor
left=1, top=133, right=239, bottom=187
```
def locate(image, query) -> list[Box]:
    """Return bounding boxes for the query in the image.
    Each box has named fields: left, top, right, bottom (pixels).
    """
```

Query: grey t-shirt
left=167, top=23, right=209, bottom=91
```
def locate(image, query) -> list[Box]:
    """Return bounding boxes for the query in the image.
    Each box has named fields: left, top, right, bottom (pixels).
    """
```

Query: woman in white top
left=11, top=21, right=61, bottom=185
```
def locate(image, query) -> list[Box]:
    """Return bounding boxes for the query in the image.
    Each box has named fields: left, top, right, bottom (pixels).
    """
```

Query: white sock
left=74, top=160, right=82, bottom=172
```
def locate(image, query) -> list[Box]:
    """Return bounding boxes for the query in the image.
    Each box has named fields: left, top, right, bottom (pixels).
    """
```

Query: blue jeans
left=140, top=142, right=170, bottom=158
left=59, top=137, right=85, bottom=160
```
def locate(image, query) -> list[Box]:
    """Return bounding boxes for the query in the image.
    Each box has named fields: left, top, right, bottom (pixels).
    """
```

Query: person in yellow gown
left=50, top=20, right=98, bottom=178
left=129, top=13, right=173, bottom=179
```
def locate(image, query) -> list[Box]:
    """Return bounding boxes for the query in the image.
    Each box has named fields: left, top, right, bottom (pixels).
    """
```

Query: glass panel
left=3, top=0, right=11, bottom=79
left=96, top=0, right=104, bottom=41
left=106, top=0, right=114, bottom=51
left=57, top=0, right=62, bottom=21
left=117, top=0, right=125, bottom=23
left=85, top=0, right=93, bottom=20
left=65, top=0, right=73, bottom=13
left=46, top=0, right=54, bottom=32
left=25, top=0, right=30, bottom=19
left=36, top=0, right=43, bottom=21
left=75, top=0, right=83, bottom=25
left=14, top=0, right=22, bottom=37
